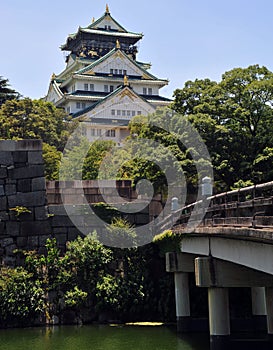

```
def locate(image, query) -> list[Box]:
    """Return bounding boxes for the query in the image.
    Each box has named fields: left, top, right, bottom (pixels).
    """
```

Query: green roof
left=72, top=85, right=154, bottom=119
left=75, top=48, right=158, bottom=80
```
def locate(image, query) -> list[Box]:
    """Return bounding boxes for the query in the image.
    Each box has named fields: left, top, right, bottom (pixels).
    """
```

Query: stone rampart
left=0, top=140, right=163, bottom=264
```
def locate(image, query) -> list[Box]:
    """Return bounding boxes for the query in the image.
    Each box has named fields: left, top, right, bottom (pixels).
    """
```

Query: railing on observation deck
left=156, top=181, right=273, bottom=233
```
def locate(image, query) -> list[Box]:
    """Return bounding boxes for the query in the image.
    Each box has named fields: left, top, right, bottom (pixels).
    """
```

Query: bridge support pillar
left=208, top=287, right=230, bottom=350
left=174, top=272, right=191, bottom=332
left=265, top=287, right=273, bottom=344
left=251, top=287, right=267, bottom=331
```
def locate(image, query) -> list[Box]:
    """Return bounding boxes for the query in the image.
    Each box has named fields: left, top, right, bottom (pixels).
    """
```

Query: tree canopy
left=0, top=98, right=75, bottom=150
left=172, top=64, right=273, bottom=190
left=0, top=76, right=20, bottom=106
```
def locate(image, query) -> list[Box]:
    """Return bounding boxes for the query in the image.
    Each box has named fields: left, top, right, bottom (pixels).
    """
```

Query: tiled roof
left=76, top=48, right=158, bottom=80
left=61, top=10, right=142, bottom=50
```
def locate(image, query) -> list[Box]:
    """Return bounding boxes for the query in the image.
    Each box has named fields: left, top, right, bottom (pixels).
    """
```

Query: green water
left=0, top=325, right=209, bottom=350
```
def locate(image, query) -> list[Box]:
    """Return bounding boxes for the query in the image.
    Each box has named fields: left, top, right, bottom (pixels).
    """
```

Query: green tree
left=60, top=137, right=115, bottom=180
left=42, top=143, right=62, bottom=180
left=0, top=267, right=44, bottom=326
left=0, top=76, right=20, bottom=106
left=0, top=98, right=74, bottom=150
left=172, top=64, right=273, bottom=190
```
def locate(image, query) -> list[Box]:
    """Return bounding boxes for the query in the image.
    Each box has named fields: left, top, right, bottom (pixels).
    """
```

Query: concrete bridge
left=164, top=182, right=273, bottom=350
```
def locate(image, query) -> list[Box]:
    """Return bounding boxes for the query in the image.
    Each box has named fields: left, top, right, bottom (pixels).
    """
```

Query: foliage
left=0, top=267, right=44, bottom=325
left=42, top=143, right=62, bottom=180
left=9, top=206, right=31, bottom=217
left=153, top=230, right=182, bottom=255
left=60, top=137, right=115, bottom=180
left=0, top=98, right=75, bottom=150
left=0, top=76, right=20, bottom=106
left=105, top=217, right=137, bottom=248
left=172, top=64, right=273, bottom=190
left=64, top=287, right=88, bottom=308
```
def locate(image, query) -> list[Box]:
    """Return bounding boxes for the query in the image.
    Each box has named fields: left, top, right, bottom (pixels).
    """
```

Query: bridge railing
left=155, top=181, right=273, bottom=233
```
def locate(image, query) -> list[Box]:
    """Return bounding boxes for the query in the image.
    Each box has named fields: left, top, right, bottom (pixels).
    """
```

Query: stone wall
left=0, top=140, right=50, bottom=264
left=0, top=140, right=164, bottom=264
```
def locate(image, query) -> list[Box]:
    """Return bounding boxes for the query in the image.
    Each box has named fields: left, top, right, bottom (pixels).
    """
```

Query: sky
left=1, top=0, right=273, bottom=99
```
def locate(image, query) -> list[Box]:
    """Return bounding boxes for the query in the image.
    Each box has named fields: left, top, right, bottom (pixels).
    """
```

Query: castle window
left=123, top=70, right=127, bottom=75
left=119, top=69, right=122, bottom=75
left=114, top=69, right=118, bottom=75
left=143, top=87, right=147, bottom=95
left=104, top=85, right=108, bottom=92
left=84, top=83, right=88, bottom=91
left=71, top=84, right=75, bottom=92
left=76, top=102, right=81, bottom=109
left=82, top=102, right=86, bottom=109
left=110, top=69, right=114, bottom=74
left=122, top=110, right=126, bottom=116
left=117, top=110, right=121, bottom=116
left=111, top=109, right=115, bottom=116
left=132, top=111, right=136, bottom=117
left=90, top=129, right=96, bottom=136
left=110, top=85, right=114, bottom=92
left=106, top=129, right=116, bottom=137
left=66, top=106, right=71, bottom=113
left=127, top=110, right=130, bottom=116
left=90, top=84, right=94, bottom=91
left=97, top=129, right=102, bottom=136
left=137, top=111, right=142, bottom=115
left=148, top=88, right=152, bottom=95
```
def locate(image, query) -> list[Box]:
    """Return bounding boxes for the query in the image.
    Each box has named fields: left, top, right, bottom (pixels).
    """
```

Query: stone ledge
left=0, top=140, right=42, bottom=151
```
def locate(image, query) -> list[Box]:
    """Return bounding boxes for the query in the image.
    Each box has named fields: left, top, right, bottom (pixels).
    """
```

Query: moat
left=0, top=325, right=209, bottom=350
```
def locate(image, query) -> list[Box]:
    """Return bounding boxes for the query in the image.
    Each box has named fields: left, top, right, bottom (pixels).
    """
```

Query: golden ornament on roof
left=116, top=39, right=121, bottom=49
left=106, top=4, right=110, bottom=13
left=51, top=73, right=56, bottom=80
left=124, top=75, right=129, bottom=86
left=92, top=17, right=95, bottom=23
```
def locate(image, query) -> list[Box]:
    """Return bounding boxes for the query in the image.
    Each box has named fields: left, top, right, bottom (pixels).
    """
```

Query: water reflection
left=0, top=325, right=209, bottom=350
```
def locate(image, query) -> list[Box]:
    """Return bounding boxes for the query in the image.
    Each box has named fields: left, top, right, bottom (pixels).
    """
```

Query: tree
left=0, top=76, right=20, bottom=106
left=0, top=98, right=75, bottom=150
left=172, top=64, right=273, bottom=190
left=42, top=143, right=62, bottom=180
left=60, top=137, right=115, bottom=180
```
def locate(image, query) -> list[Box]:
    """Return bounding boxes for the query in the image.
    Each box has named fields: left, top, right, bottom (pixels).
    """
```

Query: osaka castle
left=45, top=5, right=171, bottom=143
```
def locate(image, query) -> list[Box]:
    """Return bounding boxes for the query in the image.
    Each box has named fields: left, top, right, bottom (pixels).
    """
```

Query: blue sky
left=1, top=0, right=273, bottom=99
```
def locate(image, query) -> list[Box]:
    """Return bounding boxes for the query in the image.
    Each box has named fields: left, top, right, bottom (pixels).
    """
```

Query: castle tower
left=45, top=5, right=171, bottom=144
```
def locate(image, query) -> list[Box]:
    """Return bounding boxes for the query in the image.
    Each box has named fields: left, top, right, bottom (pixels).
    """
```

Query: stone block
left=15, top=140, right=42, bottom=151
left=0, top=211, right=9, bottom=221
left=17, top=179, right=31, bottom=192
left=8, top=191, right=46, bottom=207
left=0, top=222, right=5, bottom=234
left=1, top=238, right=14, bottom=247
left=0, top=151, right=13, bottom=166
left=27, top=236, right=39, bottom=248
left=68, top=228, right=82, bottom=241
left=32, top=177, right=46, bottom=191
left=28, top=151, right=43, bottom=164
left=5, top=244, right=17, bottom=255
left=6, top=222, right=20, bottom=237
left=4, top=184, right=16, bottom=195
left=21, top=221, right=51, bottom=236
left=51, top=215, right=73, bottom=227
left=34, top=206, right=49, bottom=220
left=9, top=165, right=45, bottom=179
left=0, top=167, right=7, bottom=179
left=16, top=237, right=28, bottom=248
left=0, top=197, right=7, bottom=211
left=0, top=185, right=4, bottom=196
left=55, top=233, right=68, bottom=246
left=12, top=151, right=27, bottom=163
